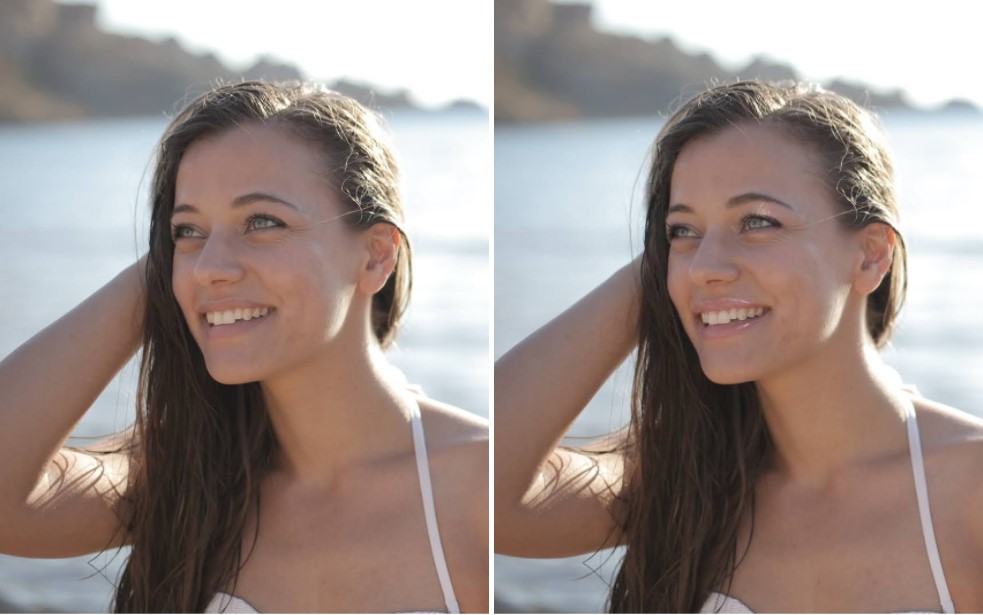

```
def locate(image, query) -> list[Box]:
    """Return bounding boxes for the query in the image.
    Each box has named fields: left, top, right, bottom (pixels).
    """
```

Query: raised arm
left=0, top=257, right=146, bottom=557
left=495, top=258, right=640, bottom=557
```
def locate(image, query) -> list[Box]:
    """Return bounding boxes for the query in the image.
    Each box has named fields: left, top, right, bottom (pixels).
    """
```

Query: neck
left=755, top=337, right=909, bottom=488
left=259, top=322, right=412, bottom=487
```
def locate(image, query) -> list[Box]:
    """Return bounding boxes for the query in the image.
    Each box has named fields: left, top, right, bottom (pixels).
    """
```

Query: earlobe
left=854, top=223, right=896, bottom=295
left=358, top=223, right=400, bottom=295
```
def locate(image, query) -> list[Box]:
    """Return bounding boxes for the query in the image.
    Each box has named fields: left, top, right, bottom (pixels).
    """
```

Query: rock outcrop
left=496, top=0, right=978, bottom=122
left=0, top=0, right=466, bottom=122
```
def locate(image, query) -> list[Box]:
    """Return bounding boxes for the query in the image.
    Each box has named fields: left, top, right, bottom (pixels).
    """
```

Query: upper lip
left=692, top=298, right=768, bottom=314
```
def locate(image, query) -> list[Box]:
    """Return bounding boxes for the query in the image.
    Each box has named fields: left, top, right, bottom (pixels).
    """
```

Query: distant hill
left=495, top=0, right=979, bottom=122
left=0, top=0, right=479, bottom=122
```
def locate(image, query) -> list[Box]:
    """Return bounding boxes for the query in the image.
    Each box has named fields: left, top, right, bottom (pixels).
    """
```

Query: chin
left=203, top=361, right=266, bottom=386
left=209, top=374, right=253, bottom=386
left=698, top=359, right=759, bottom=386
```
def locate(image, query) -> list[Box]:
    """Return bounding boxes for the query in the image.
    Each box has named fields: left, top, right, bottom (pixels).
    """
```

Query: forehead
left=174, top=123, right=334, bottom=213
left=669, top=122, right=833, bottom=214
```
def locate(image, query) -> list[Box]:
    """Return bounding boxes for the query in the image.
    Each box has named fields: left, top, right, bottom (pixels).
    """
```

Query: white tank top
left=204, top=396, right=461, bottom=614
left=700, top=398, right=954, bottom=613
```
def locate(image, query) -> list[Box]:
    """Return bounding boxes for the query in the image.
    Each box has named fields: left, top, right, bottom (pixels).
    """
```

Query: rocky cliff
left=0, top=0, right=457, bottom=122
left=496, top=0, right=977, bottom=122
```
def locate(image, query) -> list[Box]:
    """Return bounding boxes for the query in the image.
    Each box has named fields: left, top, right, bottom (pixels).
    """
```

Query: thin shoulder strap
left=409, top=398, right=461, bottom=614
left=904, top=400, right=955, bottom=614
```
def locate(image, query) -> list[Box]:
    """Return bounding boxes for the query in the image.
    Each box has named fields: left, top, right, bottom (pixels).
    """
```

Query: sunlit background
left=580, top=0, right=983, bottom=110
left=54, top=0, right=491, bottom=110
left=0, top=0, right=489, bottom=611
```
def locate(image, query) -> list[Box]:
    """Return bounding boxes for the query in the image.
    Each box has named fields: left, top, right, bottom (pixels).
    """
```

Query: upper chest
left=724, top=457, right=980, bottom=612
left=227, top=458, right=451, bottom=613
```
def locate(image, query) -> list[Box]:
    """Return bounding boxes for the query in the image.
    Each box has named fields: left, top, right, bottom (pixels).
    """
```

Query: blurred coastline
left=0, top=0, right=485, bottom=123
left=495, top=0, right=979, bottom=123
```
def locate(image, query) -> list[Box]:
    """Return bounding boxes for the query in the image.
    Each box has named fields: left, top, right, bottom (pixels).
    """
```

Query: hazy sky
left=74, top=0, right=491, bottom=109
left=579, top=0, right=983, bottom=110
left=70, top=0, right=983, bottom=111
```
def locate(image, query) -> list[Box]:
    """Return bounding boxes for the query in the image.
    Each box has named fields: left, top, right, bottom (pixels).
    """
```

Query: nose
left=193, top=230, right=246, bottom=286
left=688, top=229, right=739, bottom=286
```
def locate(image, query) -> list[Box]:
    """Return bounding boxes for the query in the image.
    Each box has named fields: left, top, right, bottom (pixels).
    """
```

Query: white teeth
left=205, top=307, right=273, bottom=327
left=700, top=307, right=767, bottom=326
left=712, top=310, right=731, bottom=325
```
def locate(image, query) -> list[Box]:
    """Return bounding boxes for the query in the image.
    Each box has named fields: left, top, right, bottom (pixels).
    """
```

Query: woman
left=0, top=81, right=487, bottom=613
left=495, top=81, right=983, bottom=612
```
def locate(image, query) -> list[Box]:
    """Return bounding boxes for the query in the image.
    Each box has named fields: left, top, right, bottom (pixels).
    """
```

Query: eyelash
left=743, top=213, right=781, bottom=231
left=666, top=214, right=782, bottom=240
left=245, top=213, right=285, bottom=231
left=170, top=213, right=286, bottom=241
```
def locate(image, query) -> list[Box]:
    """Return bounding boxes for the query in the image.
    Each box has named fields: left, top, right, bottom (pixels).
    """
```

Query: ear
left=357, top=223, right=400, bottom=295
left=853, top=223, right=896, bottom=295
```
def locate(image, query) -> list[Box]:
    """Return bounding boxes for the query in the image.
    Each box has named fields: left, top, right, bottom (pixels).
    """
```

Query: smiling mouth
left=204, top=307, right=274, bottom=327
left=699, top=307, right=768, bottom=326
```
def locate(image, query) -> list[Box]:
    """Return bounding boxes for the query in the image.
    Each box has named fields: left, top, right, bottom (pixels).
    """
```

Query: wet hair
left=608, top=80, right=908, bottom=612
left=113, top=81, right=412, bottom=612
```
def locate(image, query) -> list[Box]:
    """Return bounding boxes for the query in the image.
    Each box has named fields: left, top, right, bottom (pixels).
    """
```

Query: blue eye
left=170, top=224, right=202, bottom=241
left=246, top=214, right=285, bottom=231
left=666, top=224, right=699, bottom=240
left=742, top=215, right=780, bottom=231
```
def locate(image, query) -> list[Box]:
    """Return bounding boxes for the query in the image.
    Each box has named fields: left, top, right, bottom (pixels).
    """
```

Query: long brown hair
left=608, top=81, right=908, bottom=612
left=113, top=81, right=412, bottom=612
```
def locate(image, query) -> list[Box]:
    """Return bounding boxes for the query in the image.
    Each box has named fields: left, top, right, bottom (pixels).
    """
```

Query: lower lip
left=699, top=311, right=768, bottom=339
left=204, top=311, right=274, bottom=341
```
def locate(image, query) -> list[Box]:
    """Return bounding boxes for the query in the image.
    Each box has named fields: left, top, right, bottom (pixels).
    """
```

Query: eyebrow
left=667, top=192, right=795, bottom=215
left=172, top=192, right=300, bottom=216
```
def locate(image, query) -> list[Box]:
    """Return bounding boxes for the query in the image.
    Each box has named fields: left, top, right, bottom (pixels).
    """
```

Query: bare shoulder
left=414, top=396, right=488, bottom=611
left=912, top=394, right=983, bottom=448
left=911, top=395, right=983, bottom=606
left=912, top=396, right=983, bottom=521
left=414, top=395, right=487, bottom=498
left=415, top=396, right=489, bottom=450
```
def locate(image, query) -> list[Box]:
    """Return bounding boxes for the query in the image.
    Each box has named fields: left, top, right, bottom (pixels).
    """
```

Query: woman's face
left=170, top=123, right=367, bottom=384
left=665, top=122, right=864, bottom=385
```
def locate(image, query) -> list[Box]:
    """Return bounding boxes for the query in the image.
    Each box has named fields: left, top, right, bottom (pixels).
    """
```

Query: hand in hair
left=495, top=258, right=640, bottom=557
left=0, top=257, right=145, bottom=557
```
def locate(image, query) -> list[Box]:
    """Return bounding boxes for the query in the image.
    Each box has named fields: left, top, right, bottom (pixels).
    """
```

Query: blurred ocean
left=494, top=113, right=983, bottom=613
left=0, top=108, right=490, bottom=613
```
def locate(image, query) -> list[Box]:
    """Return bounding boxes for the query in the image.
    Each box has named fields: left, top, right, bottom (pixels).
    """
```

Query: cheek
left=170, top=256, right=196, bottom=318
left=754, top=253, right=839, bottom=343
left=279, top=252, right=356, bottom=339
left=309, top=242, right=354, bottom=300
left=666, top=254, right=693, bottom=324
